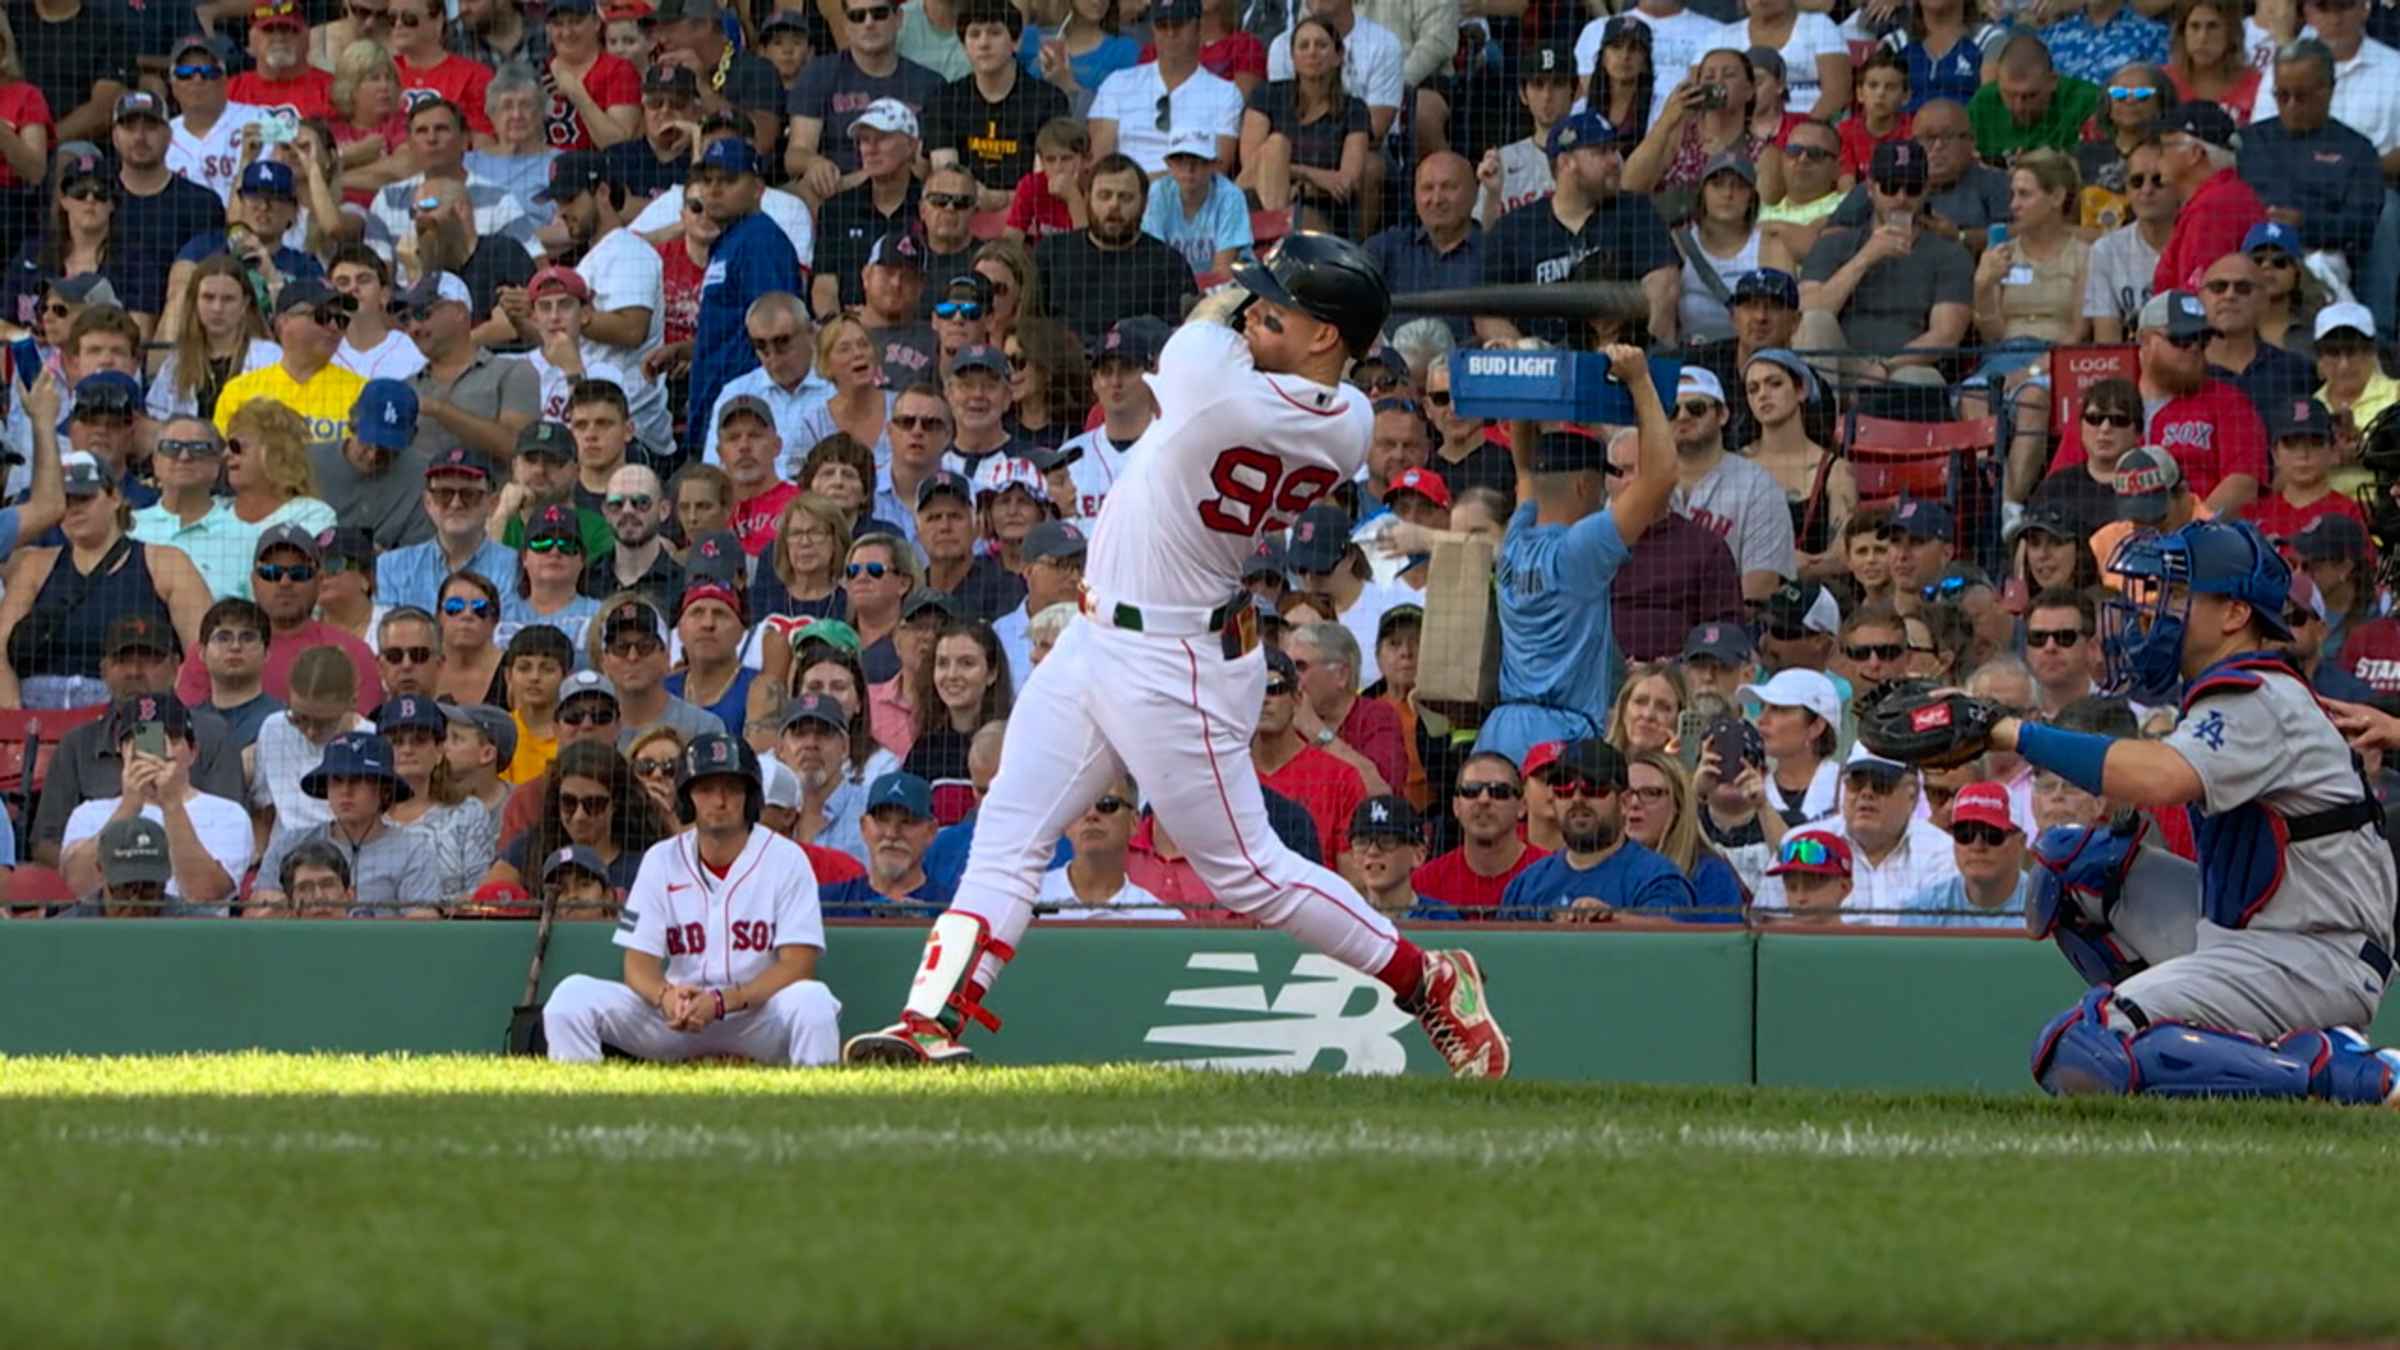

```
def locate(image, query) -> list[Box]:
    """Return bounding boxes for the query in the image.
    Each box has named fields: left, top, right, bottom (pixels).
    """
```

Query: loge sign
left=1448, top=351, right=1685, bottom=425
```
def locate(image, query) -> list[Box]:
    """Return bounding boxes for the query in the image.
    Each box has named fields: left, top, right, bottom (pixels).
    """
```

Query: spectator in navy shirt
left=1365, top=150, right=1482, bottom=341
left=1499, top=739, right=1698, bottom=919
left=685, top=137, right=803, bottom=455
left=819, top=770, right=952, bottom=916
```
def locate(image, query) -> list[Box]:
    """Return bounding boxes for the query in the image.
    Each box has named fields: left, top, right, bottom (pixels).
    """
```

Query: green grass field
left=4, top=1056, right=2397, bottom=1348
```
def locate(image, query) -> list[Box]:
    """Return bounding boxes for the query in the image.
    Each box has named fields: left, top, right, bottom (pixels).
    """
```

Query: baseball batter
left=542, top=732, right=843, bottom=1064
left=1868, top=518, right=2400, bottom=1104
left=842, top=233, right=1512, bottom=1077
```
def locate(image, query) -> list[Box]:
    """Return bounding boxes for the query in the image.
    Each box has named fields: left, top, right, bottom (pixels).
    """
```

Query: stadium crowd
left=3, top=0, right=2400, bottom=929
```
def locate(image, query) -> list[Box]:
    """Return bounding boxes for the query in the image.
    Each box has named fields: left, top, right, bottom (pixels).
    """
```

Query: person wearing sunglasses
left=486, top=736, right=667, bottom=902
left=2199, top=252, right=2316, bottom=420
left=385, top=3, right=499, bottom=137
left=1338, top=794, right=1454, bottom=921
left=1497, top=737, right=1698, bottom=921
left=126, top=417, right=252, bottom=602
left=2240, top=49, right=2378, bottom=321
left=781, top=0, right=943, bottom=203
left=191, top=522, right=385, bottom=713
left=2022, top=583, right=2098, bottom=712
left=584, top=464, right=684, bottom=614
left=1411, top=752, right=1543, bottom=912
left=1758, top=828, right=1849, bottom=925
left=378, top=446, right=518, bottom=616
left=2083, top=143, right=2180, bottom=343
left=698, top=290, right=824, bottom=469
left=1029, top=767, right=1176, bottom=920
left=1793, top=138, right=1971, bottom=392
left=372, top=604, right=445, bottom=702
left=923, top=272, right=994, bottom=369
left=499, top=502, right=604, bottom=652
left=213, top=278, right=368, bottom=456
left=812, top=99, right=931, bottom=323
left=2025, top=376, right=2138, bottom=540
left=428, top=572, right=506, bottom=705
left=821, top=770, right=950, bottom=917
left=157, top=35, right=262, bottom=206
left=598, top=596, right=727, bottom=751
left=1781, top=741, right=1957, bottom=923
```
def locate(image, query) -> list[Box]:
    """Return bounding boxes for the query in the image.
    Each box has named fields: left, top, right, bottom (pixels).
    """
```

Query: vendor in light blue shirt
left=1142, top=128, right=1254, bottom=278
left=1896, top=781, right=2030, bottom=929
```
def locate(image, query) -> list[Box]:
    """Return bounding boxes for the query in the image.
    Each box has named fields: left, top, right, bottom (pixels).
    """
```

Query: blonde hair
left=1628, top=749, right=1709, bottom=875
left=815, top=315, right=871, bottom=382
left=1605, top=661, right=1689, bottom=753
left=2010, top=148, right=2081, bottom=218
left=771, top=492, right=850, bottom=593
left=223, top=398, right=321, bottom=501
left=331, top=39, right=401, bottom=119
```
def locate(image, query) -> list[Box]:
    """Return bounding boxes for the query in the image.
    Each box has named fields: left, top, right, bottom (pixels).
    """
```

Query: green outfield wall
left=4, top=923, right=2392, bottom=1088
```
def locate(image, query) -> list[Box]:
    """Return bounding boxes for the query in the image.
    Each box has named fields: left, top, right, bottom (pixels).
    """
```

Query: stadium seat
left=2047, top=344, right=2140, bottom=439
left=929, top=780, right=977, bottom=827
left=0, top=705, right=106, bottom=840
left=5, top=863, right=73, bottom=908
left=1841, top=412, right=2003, bottom=556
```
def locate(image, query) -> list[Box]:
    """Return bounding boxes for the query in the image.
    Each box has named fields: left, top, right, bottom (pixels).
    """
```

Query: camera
left=1696, top=83, right=1729, bottom=110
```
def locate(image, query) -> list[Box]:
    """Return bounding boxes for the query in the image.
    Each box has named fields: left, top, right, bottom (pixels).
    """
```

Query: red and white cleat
left=1407, top=949, right=1511, bottom=1079
left=841, top=1013, right=977, bottom=1067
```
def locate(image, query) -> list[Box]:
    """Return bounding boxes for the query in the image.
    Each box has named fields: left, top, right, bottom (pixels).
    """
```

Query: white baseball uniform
left=167, top=104, right=268, bottom=206
left=1055, top=424, right=1140, bottom=520
left=543, top=825, right=843, bottom=1064
left=527, top=344, right=668, bottom=453
left=946, top=321, right=1404, bottom=989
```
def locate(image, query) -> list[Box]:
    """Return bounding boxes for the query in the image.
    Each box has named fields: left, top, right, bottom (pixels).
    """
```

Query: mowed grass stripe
left=2, top=1057, right=2398, bottom=1348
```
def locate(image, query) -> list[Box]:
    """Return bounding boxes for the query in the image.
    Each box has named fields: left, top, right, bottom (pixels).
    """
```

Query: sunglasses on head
left=1455, top=781, right=1520, bottom=800
left=255, top=562, right=317, bottom=583
left=2081, top=407, right=2137, bottom=429
left=1548, top=777, right=1616, bottom=801
left=441, top=595, right=495, bottom=618
left=1845, top=642, right=1904, bottom=662
left=557, top=790, right=613, bottom=815
left=1776, top=835, right=1839, bottom=868
left=934, top=300, right=985, bottom=321
left=559, top=704, right=619, bottom=728
left=1953, top=822, right=2012, bottom=847
left=2025, top=627, right=2084, bottom=649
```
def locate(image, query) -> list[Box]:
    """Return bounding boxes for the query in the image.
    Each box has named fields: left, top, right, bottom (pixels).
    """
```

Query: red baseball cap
left=1949, top=782, right=2020, bottom=834
left=1766, top=830, right=1852, bottom=878
left=1522, top=740, right=1562, bottom=779
left=528, top=265, right=592, bottom=302
left=1381, top=466, right=1453, bottom=511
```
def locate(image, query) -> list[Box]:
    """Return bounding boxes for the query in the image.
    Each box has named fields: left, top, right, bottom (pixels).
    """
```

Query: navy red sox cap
left=109, top=693, right=193, bottom=745
left=103, top=612, right=179, bottom=659
left=375, top=695, right=446, bottom=738
left=426, top=445, right=496, bottom=483
left=543, top=843, right=608, bottom=884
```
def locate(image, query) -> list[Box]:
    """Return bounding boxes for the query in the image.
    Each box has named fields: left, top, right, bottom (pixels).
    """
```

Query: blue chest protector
left=2178, top=654, right=2387, bottom=931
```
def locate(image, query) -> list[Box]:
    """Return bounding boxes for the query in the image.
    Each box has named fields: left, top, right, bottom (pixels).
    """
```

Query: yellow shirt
left=2326, top=371, right=2400, bottom=501
left=213, top=361, right=367, bottom=451
left=503, top=711, right=559, bottom=786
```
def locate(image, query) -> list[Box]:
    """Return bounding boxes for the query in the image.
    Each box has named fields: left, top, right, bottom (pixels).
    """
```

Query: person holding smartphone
left=55, top=694, right=255, bottom=911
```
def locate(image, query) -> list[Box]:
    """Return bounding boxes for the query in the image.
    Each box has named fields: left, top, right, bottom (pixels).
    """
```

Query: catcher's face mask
left=2100, top=530, right=2189, bottom=702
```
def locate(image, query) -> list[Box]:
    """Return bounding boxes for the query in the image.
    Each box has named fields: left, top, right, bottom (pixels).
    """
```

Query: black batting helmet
left=676, top=732, right=762, bottom=827
left=1231, top=230, right=1392, bottom=360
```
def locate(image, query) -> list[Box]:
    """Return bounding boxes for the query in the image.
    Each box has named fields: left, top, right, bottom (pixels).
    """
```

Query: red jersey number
left=1196, top=448, right=1339, bottom=537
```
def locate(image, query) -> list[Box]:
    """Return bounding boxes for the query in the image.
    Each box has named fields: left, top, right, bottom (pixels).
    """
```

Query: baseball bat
left=1391, top=281, right=1651, bottom=323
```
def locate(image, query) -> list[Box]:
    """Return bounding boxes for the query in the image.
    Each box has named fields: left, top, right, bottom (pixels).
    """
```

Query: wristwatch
left=1313, top=728, right=1337, bottom=747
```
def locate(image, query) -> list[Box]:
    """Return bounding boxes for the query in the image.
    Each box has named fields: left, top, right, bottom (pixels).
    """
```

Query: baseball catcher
left=1867, top=518, right=2400, bottom=1104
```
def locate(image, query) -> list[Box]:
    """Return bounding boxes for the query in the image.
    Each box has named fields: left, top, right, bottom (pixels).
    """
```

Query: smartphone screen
left=10, top=336, right=38, bottom=392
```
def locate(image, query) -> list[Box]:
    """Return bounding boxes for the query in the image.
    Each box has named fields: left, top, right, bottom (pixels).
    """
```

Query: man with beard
left=1413, top=751, right=1547, bottom=913
left=859, top=233, right=937, bottom=386
left=449, top=0, right=551, bottom=72
left=819, top=771, right=951, bottom=913
left=401, top=173, right=540, bottom=347
left=2050, top=290, right=2268, bottom=514
left=109, top=92, right=226, bottom=295
left=542, top=732, right=841, bottom=1064
left=604, top=66, right=706, bottom=205
left=1499, top=739, right=1695, bottom=917
left=541, top=153, right=663, bottom=404
left=1669, top=367, right=1796, bottom=604
left=367, top=102, right=540, bottom=284
left=1684, top=270, right=1835, bottom=452
left=583, top=465, right=684, bottom=613
left=395, top=272, right=541, bottom=466
left=686, top=138, right=803, bottom=457
left=229, top=1, right=334, bottom=120
left=1477, top=109, right=1679, bottom=347
left=1031, top=156, right=1199, bottom=344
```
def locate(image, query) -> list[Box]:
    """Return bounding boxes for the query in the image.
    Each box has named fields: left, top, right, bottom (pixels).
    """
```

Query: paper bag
left=1417, top=536, right=1501, bottom=712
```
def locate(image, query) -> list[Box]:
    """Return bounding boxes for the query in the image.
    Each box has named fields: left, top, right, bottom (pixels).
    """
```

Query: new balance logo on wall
left=1143, top=953, right=1413, bottom=1075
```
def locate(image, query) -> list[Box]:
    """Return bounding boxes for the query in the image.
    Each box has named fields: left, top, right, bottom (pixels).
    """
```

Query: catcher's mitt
left=1857, top=680, right=2004, bottom=770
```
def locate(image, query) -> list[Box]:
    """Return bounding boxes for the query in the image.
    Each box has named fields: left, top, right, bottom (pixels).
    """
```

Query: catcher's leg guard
left=2030, top=988, right=2400, bottom=1104
left=841, top=911, right=1016, bottom=1066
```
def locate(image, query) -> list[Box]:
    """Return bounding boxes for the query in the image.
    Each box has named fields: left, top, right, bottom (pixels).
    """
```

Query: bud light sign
left=1448, top=351, right=1683, bottom=426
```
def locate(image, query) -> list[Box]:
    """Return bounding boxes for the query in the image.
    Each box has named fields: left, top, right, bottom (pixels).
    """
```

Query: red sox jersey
left=1084, top=323, right=1370, bottom=609
left=617, top=825, right=828, bottom=988
left=167, top=105, right=269, bottom=206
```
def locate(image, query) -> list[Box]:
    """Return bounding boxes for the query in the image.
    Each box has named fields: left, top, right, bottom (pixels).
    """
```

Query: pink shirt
left=175, top=618, right=383, bottom=716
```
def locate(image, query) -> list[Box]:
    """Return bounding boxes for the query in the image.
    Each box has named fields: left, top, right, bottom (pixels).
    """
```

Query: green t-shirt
left=1968, top=77, right=2101, bottom=164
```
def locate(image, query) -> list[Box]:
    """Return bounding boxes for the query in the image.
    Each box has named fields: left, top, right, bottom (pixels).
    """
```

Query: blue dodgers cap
left=238, top=159, right=296, bottom=198
left=865, top=771, right=935, bottom=819
left=693, top=137, right=761, bottom=177
left=2243, top=220, right=2301, bottom=257
left=1548, top=108, right=1627, bottom=156
left=299, top=731, right=414, bottom=802
left=351, top=378, right=419, bottom=450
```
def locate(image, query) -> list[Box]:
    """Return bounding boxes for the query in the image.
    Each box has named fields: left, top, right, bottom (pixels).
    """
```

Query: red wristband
left=712, top=988, right=727, bottom=1021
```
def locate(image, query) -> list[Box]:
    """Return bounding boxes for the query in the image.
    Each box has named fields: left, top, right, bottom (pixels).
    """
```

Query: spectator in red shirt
left=177, top=524, right=383, bottom=714
left=1287, top=619, right=1404, bottom=795
left=1252, top=645, right=1367, bottom=865
left=714, top=394, right=797, bottom=555
left=230, top=2, right=336, bottom=121
left=2150, top=100, right=2262, bottom=294
left=1413, top=750, right=1547, bottom=913
left=2051, top=289, right=2268, bottom=514
left=1004, top=116, right=1087, bottom=246
left=1838, top=48, right=1914, bottom=184
left=539, top=0, right=644, bottom=151
left=2244, top=396, right=2373, bottom=554
left=390, top=0, right=499, bottom=135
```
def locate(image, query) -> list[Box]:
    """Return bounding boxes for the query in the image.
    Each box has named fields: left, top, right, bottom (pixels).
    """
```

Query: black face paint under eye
left=1256, top=310, right=1285, bottom=334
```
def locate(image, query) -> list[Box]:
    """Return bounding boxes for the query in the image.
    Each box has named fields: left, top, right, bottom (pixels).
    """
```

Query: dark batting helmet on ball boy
left=1230, top=231, right=1393, bottom=359
left=676, top=732, right=762, bottom=827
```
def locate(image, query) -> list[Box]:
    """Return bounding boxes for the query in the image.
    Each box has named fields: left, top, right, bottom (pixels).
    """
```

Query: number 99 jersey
left=1083, top=323, right=1370, bottom=611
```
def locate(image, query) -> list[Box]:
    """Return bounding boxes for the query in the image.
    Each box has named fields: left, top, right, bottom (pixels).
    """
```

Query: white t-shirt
left=1675, top=450, right=1797, bottom=583
left=167, top=103, right=269, bottom=205
left=1056, top=423, right=1143, bottom=520
left=2082, top=223, right=2160, bottom=330
left=1266, top=13, right=1407, bottom=112
left=1742, top=11, right=1848, bottom=112
left=1036, top=864, right=1176, bottom=919
left=2255, top=37, right=2400, bottom=152
left=573, top=226, right=671, bottom=451
left=527, top=345, right=638, bottom=428
left=1577, top=6, right=1730, bottom=128
left=336, top=329, right=428, bottom=383
left=1090, top=63, right=1245, bottom=174
left=1474, top=137, right=1554, bottom=227
left=630, top=186, right=817, bottom=270
left=62, top=793, right=257, bottom=904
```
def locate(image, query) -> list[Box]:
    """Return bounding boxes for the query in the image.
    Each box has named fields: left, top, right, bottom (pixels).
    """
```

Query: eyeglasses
left=61, top=183, right=111, bottom=204
left=1154, top=92, right=1173, bottom=132
left=441, top=595, right=495, bottom=618
left=846, top=4, right=893, bottom=19
left=1674, top=400, right=1716, bottom=419
left=607, top=637, right=665, bottom=660
left=2081, top=408, right=2137, bottom=429
left=1091, top=795, right=1133, bottom=815
left=2203, top=279, right=2257, bottom=296
left=1454, top=781, right=1520, bottom=800
left=634, top=756, right=679, bottom=779
left=559, top=704, right=619, bottom=728
left=381, top=645, right=434, bottom=665
left=154, top=437, right=221, bottom=461
left=749, top=330, right=801, bottom=355
left=604, top=493, right=655, bottom=512
left=1624, top=785, right=1671, bottom=804
left=2107, top=86, right=2159, bottom=102
left=1785, top=144, right=1838, bottom=162
left=934, top=300, right=984, bottom=321
left=1953, top=822, right=2012, bottom=847
left=1775, top=835, right=1839, bottom=868
left=2251, top=250, right=2296, bottom=270
left=208, top=629, right=263, bottom=647
left=846, top=561, right=892, bottom=579
left=171, top=63, right=224, bottom=79
left=891, top=414, right=949, bottom=431
left=527, top=536, right=582, bottom=555
left=557, top=791, right=613, bottom=816
left=1845, top=642, right=1904, bottom=662
left=1548, top=778, right=1617, bottom=801
left=2025, top=627, right=2084, bottom=649
left=255, top=562, right=317, bottom=583
left=926, top=192, right=976, bottom=209
left=2125, top=172, right=2166, bottom=189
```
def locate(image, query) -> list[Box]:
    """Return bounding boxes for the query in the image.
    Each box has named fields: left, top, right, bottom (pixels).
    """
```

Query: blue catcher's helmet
left=2099, top=518, right=2291, bottom=700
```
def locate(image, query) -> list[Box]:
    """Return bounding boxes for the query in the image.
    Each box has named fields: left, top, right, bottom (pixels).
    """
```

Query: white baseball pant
left=952, top=618, right=1401, bottom=984
left=542, top=973, right=844, bottom=1065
